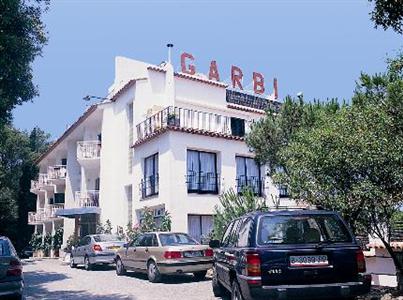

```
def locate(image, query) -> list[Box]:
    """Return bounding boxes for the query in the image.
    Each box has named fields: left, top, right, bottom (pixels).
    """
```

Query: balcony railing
left=28, top=204, right=64, bottom=224
left=136, top=106, right=235, bottom=141
left=186, top=171, right=219, bottom=194
left=30, top=173, right=51, bottom=190
left=77, top=141, right=101, bottom=160
left=236, top=176, right=264, bottom=196
left=75, top=190, right=99, bottom=208
left=140, top=174, right=159, bottom=199
left=279, top=185, right=290, bottom=198
left=48, top=165, right=67, bottom=180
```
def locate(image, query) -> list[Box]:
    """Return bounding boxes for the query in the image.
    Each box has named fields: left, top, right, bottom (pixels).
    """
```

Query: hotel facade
left=28, top=55, right=294, bottom=249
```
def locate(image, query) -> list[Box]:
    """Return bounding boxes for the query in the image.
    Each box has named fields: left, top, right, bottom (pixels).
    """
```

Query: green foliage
left=52, top=227, right=63, bottom=250
left=0, top=0, right=49, bottom=124
left=141, top=207, right=156, bottom=232
left=368, top=0, right=403, bottom=34
left=65, top=234, right=80, bottom=253
left=104, top=219, right=113, bottom=234
left=29, top=232, right=42, bottom=251
left=247, top=54, right=403, bottom=271
left=43, top=233, right=52, bottom=255
left=213, top=188, right=267, bottom=240
left=159, top=211, right=172, bottom=232
left=125, top=222, right=141, bottom=241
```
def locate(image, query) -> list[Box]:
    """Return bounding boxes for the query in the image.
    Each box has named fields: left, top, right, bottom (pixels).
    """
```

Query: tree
left=369, top=0, right=403, bottom=34
left=0, top=0, right=49, bottom=124
left=213, top=188, right=267, bottom=239
left=247, top=54, right=403, bottom=290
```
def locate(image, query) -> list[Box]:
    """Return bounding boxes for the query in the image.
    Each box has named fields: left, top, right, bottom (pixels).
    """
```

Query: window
left=187, top=150, right=218, bottom=194
left=221, top=222, right=234, bottom=247
left=0, top=240, right=10, bottom=256
left=159, top=233, right=198, bottom=246
left=188, top=215, right=214, bottom=243
left=231, top=117, right=245, bottom=137
left=257, top=214, right=352, bottom=245
left=139, top=234, right=158, bottom=247
left=236, top=156, right=262, bottom=195
left=237, top=218, right=252, bottom=247
left=227, top=219, right=242, bottom=247
left=141, top=153, right=159, bottom=198
left=54, top=193, right=65, bottom=204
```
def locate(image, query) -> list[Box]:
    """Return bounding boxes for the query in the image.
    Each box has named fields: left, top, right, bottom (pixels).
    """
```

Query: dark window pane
left=231, top=117, right=245, bottom=137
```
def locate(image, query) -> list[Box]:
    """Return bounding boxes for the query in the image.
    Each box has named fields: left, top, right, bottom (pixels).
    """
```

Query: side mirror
left=209, top=239, right=220, bottom=249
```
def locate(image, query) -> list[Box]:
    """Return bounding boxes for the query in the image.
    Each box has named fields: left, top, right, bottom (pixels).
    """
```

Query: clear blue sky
left=13, top=0, right=402, bottom=139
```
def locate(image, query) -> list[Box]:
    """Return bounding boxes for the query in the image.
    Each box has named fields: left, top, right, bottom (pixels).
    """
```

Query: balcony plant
left=52, top=227, right=64, bottom=257
left=167, top=112, right=179, bottom=127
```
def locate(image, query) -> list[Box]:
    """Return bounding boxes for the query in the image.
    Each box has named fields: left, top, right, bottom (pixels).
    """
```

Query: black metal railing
left=279, top=185, right=290, bottom=198
left=236, top=176, right=264, bottom=196
left=140, top=174, right=159, bottom=199
left=136, top=106, right=235, bottom=141
left=186, top=171, right=219, bottom=194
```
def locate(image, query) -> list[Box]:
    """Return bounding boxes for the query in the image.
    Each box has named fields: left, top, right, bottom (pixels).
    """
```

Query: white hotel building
left=28, top=55, right=293, bottom=248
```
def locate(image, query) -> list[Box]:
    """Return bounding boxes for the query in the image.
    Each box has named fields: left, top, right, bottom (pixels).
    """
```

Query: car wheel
left=194, top=270, right=207, bottom=280
left=147, top=260, right=162, bottom=283
left=116, top=257, right=126, bottom=276
left=70, top=256, right=77, bottom=268
left=231, top=280, right=244, bottom=300
left=212, top=268, right=226, bottom=297
left=84, top=256, right=92, bottom=271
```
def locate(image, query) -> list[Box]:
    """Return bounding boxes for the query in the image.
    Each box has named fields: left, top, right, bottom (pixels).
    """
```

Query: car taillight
left=93, top=244, right=102, bottom=251
left=204, top=249, right=213, bottom=257
left=356, top=249, right=366, bottom=273
left=164, top=251, right=182, bottom=259
left=245, top=252, right=261, bottom=285
left=6, top=259, right=22, bottom=277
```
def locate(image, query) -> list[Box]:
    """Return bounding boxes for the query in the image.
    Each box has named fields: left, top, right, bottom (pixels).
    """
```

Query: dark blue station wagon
left=209, top=210, right=371, bottom=300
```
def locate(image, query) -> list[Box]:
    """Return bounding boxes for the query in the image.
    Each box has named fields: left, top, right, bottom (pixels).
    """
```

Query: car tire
left=116, top=257, right=126, bottom=276
left=231, top=280, right=244, bottom=300
left=147, top=260, right=162, bottom=283
left=212, top=268, right=226, bottom=297
left=84, top=256, right=92, bottom=271
left=193, top=270, right=207, bottom=280
left=70, top=256, right=77, bottom=268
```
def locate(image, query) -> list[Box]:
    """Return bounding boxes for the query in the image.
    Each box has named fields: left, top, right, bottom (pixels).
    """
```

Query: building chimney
left=165, top=43, right=175, bottom=106
left=167, top=43, right=174, bottom=64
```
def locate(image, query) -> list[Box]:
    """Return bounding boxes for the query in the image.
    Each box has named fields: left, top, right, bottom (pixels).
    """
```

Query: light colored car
left=70, top=234, right=125, bottom=271
left=115, top=232, right=213, bottom=282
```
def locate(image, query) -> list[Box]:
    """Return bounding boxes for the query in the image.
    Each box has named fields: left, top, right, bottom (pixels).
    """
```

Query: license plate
left=183, top=251, right=203, bottom=258
left=289, top=255, right=329, bottom=267
left=107, top=246, right=121, bottom=251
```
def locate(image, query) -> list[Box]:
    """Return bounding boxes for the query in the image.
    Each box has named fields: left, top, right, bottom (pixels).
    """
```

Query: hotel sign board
left=226, top=89, right=281, bottom=112
left=180, top=52, right=279, bottom=100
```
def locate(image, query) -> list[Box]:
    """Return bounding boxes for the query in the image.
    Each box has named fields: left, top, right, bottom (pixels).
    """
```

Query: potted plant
left=29, top=232, right=43, bottom=258
left=167, top=112, right=179, bottom=127
left=52, top=227, right=63, bottom=257
left=43, top=233, right=52, bottom=257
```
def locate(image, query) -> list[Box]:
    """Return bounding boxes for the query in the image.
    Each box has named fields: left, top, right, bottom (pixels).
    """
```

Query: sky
left=13, top=0, right=402, bottom=139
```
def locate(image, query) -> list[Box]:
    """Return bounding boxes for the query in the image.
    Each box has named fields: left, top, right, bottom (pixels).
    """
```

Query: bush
left=43, top=233, right=52, bottom=256
left=29, top=232, right=43, bottom=251
left=65, top=234, right=80, bottom=253
left=52, top=227, right=63, bottom=250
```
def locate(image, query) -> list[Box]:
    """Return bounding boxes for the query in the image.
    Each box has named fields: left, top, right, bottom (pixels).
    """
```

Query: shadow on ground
left=23, top=270, right=135, bottom=300
left=124, top=271, right=211, bottom=284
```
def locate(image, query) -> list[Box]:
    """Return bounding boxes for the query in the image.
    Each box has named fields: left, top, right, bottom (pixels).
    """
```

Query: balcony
left=236, top=176, right=264, bottom=196
left=140, top=174, right=159, bottom=199
left=48, top=165, right=67, bottom=181
left=75, top=190, right=100, bottom=208
left=27, top=204, right=64, bottom=225
left=30, top=174, right=52, bottom=193
left=77, top=141, right=101, bottom=168
left=186, top=171, right=220, bottom=194
left=135, top=106, right=249, bottom=146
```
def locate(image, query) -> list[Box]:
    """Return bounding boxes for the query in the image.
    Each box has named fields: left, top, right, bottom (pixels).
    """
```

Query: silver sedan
left=70, top=234, right=125, bottom=271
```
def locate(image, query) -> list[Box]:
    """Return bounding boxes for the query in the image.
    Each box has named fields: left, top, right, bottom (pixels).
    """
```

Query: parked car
left=115, top=232, right=213, bottom=282
left=70, top=234, right=125, bottom=270
left=0, top=236, right=23, bottom=299
left=19, top=246, right=33, bottom=259
left=209, top=209, right=371, bottom=300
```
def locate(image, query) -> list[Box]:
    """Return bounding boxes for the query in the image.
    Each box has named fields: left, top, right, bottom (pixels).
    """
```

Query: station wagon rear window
left=159, top=233, right=199, bottom=246
left=257, top=214, right=352, bottom=245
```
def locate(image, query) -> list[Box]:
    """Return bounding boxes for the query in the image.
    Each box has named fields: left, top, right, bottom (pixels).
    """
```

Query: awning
left=55, top=207, right=101, bottom=218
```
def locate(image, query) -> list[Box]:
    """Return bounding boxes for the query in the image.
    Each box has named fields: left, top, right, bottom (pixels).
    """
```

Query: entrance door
left=188, top=215, right=214, bottom=243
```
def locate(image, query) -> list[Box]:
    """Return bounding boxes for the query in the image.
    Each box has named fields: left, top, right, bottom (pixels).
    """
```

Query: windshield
left=159, top=233, right=199, bottom=246
left=258, top=214, right=352, bottom=245
left=93, top=234, right=121, bottom=242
